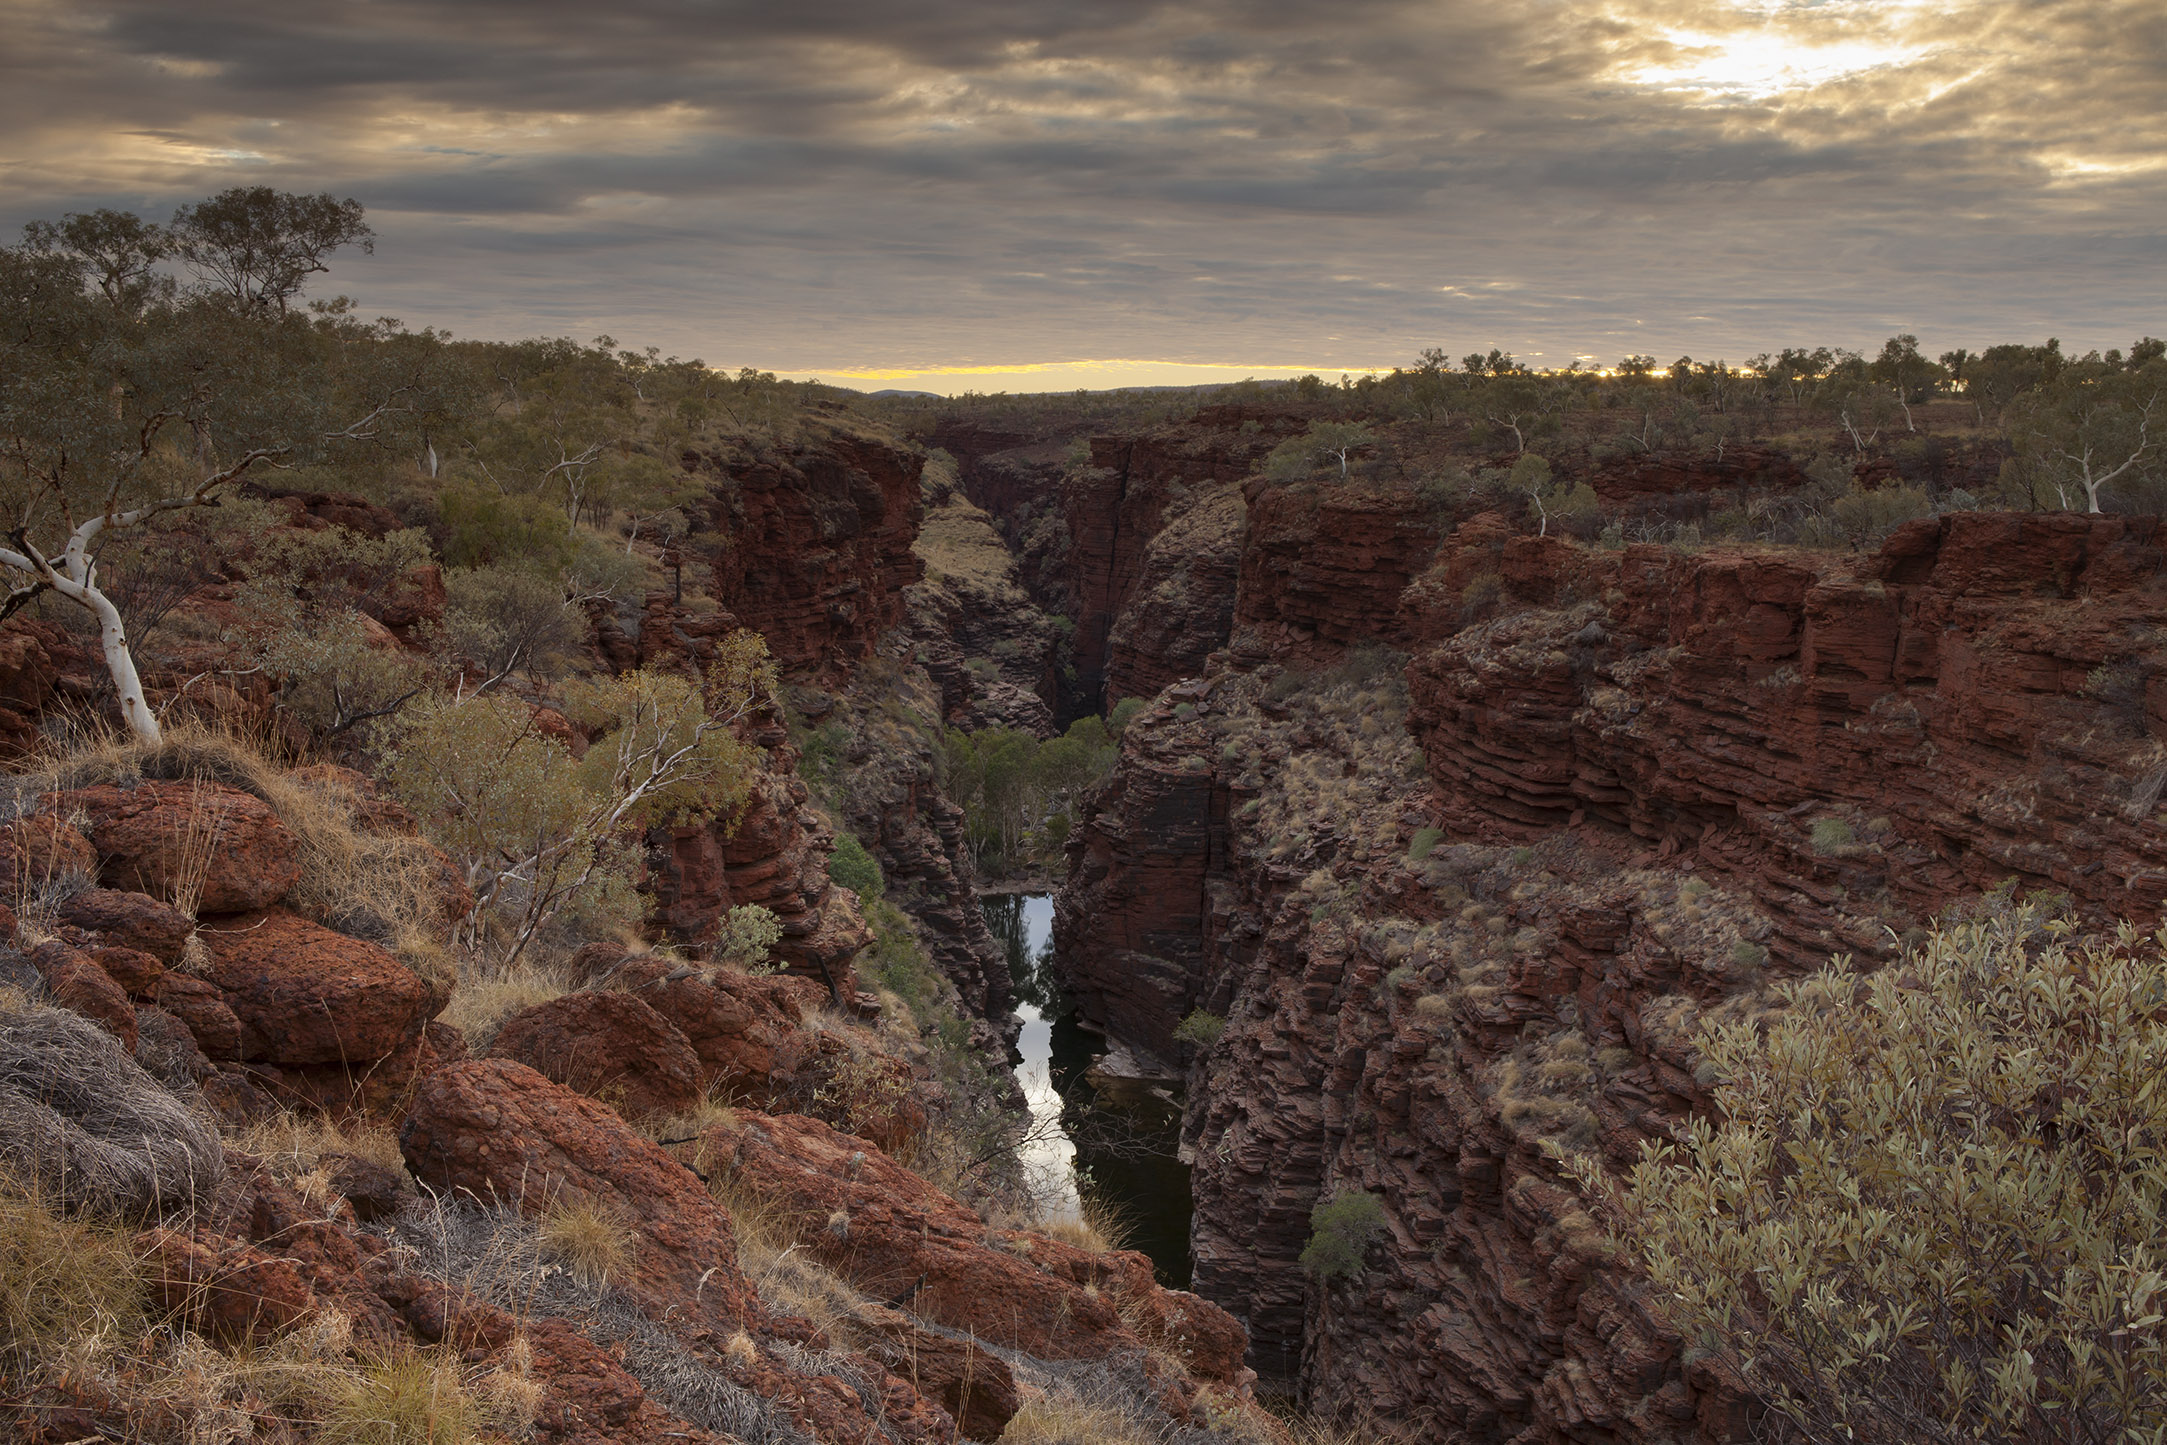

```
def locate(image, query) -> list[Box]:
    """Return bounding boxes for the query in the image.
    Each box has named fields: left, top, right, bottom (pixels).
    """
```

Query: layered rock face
left=937, top=410, right=1283, bottom=714
left=1230, top=478, right=1442, bottom=668
left=689, top=421, right=925, bottom=681
left=1406, top=511, right=2167, bottom=944
left=1056, top=505, right=2167, bottom=1442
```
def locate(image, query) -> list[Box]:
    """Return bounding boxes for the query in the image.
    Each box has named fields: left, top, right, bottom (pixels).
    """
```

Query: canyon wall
left=934, top=410, right=1290, bottom=714
left=1055, top=478, right=2167, bottom=1441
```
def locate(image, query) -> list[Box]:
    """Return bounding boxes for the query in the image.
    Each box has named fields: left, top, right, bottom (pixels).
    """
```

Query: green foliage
left=441, top=566, right=582, bottom=690
left=2005, top=356, right=2167, bottom=513
left=1576, top=912, right=2167, bottom=1444
left=943, top=715, right=1119, bottom=873
left=386, top=636, right=773, bottom=961
left=1264, top=420, right=1377, bottom=481
left=826, top=831, right=884, bottom=900
left=715, top=903, right=784, bottom=974
left=1408, top=827, right=1444, bottom=862
left=435, top=484, right=576, bottom=572
left=1172, top=1009, right=1225, bottom=1048
left=1301, top=1190, right=1386, bottom=1282
left=1810, top=817, right=1856, bottom=853
left=233, top=525, right=439, bottom=735
left=1107, top=696, right=1147, bottom=737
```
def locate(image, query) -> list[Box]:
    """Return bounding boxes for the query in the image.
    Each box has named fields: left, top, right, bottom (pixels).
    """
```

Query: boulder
left=43, top=781, right=301, bottom=913
left=321, top=1151, right=415, bottom=1223
left=197, top=909, right=432, bottom=1064
left=490, top=990, right=705, bottom=1121
left=56, top=889, right=192, bottom=964
left=87, top=944, right=163, bottom=996
left=400, top=1059, right=754, bottom=1330
left=29, top=943, right=136, bottom=1050
left=853, top=1301, right=1018, bottom=1439
left=0, top=815, right=95, bottom=900
left=604, top=954, right=819, bottom=1103
left=151, top=974, right=243, bottom=1060
left=139, top=1227, right=314, bottom=1344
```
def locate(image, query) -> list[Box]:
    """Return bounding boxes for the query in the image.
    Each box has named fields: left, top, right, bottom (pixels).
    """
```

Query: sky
left=3, top=0, right=2162, bottom=394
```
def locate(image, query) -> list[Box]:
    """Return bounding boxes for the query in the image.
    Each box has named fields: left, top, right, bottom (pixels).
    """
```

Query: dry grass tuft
left=0, top=1179, right=147, bottom=1378
left=440, top=954, right=572, bottom=1053
left=237, top=1111, right=406, bottom=1206
left=316, top=1349, right=479, bottom=1445
left=1000, top=1391, right=1158, bottom=1445
left=1041, top=1190, right=1134, bottom=1256
left=538, top=1196, right=634, bottom=1289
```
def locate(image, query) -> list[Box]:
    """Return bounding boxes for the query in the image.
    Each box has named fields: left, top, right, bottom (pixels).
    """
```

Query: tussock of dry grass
left=236, top=1111, right=406, bottom=1211
left=538, top=1197, right=634, bottom=1290
left=0, top=1179, right=147, bottom=1377
left=1041, top=1191, right=1134, bottom=1257
left=440, top=955, right=571, bottom=1052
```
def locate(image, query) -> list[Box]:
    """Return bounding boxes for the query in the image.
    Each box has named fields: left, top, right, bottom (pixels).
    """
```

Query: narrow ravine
left=981, top=892, right=1195, bottom=1286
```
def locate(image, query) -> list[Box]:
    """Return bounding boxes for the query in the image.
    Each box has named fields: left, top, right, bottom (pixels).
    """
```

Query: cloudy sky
left=3, top=0, right=2161, bottom=391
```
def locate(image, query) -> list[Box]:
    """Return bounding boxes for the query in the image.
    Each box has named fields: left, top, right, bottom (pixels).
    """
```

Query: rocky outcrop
left=1105, top=481, right=1248, bottom=704
left=1404, top=511, right=2167, bottom=944
left=689, top=423, right=925, bottom=681
left=1230, top=477, right=1441, bottom=668
left=403, top=1057, right=758, bottom=1330
left=491, top=990, right=707, bottom=1121
left=1055, top=507, right=2167, bottom=1442
left=640, top=726, right=870, bottom=996
left=935, top=408, right=1284, bottom=716
left=703, top=1108, right=1250, bottom=1386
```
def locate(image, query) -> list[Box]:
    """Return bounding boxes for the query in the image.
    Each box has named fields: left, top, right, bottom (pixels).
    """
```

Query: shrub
left=1810, top=817, right=1855, bottom=854
left=1730, top=939, right=1769, bottom=971
left=1107, top=696, right=1147, bottom=737
left=436, top=484, right=576, bottom=573
left=1172, top=1009, right=1225, bottom=1048
left=1573, top=911, right=2167, bottom=1443
left=1408, top=827, right=1444, bottom=862
left=1301, top=1190, right=1386, bottom=1281
left=826, top=832, right=883, bottom=900
left=440, top=566, right=582, bottom=690
left=714, top=904, right=784, bottom=975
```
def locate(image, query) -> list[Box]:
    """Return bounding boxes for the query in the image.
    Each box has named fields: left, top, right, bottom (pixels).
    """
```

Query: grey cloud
left=1, top=0, right=2161, bottom=373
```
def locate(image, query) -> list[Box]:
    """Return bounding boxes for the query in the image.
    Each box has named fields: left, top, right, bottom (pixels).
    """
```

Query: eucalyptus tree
left=2007, top=354, right=2163, bottom=513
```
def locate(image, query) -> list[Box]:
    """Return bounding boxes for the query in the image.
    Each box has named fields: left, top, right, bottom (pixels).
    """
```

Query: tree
left=1869, top=334, right=1946, bottom=432
left=1965, top=341, right=2063, bottom=425
left=1264, top=420, right=1376, bottom=481
left=1571, top=907, right=2167, bottom=1444
left=20, top=209, right=171, bottom=315
left=386, top=635, right=776, bottom=962
left=168, top=187, right=373, bottom=314
left=2007, top=356, right=2163, bottom=512
left=0, top=213, right=423, bottom=744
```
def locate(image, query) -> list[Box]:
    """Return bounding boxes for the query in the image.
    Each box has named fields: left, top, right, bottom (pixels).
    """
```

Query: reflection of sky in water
left=983, top=892, right=1193, bottom=1285
left=990, top=894, right=1080, bottom=1222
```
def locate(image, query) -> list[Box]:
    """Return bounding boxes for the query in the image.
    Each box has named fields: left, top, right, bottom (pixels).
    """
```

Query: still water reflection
left=981, top=893, right=1195, bottom=1288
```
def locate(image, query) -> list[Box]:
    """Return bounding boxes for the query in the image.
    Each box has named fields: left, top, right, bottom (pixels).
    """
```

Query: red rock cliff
left=1056, top=506, right=2167, bottom=1442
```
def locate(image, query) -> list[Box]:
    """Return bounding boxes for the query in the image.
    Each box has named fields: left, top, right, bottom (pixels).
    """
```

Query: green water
left=982, top=892, right=1194, bottom=1288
